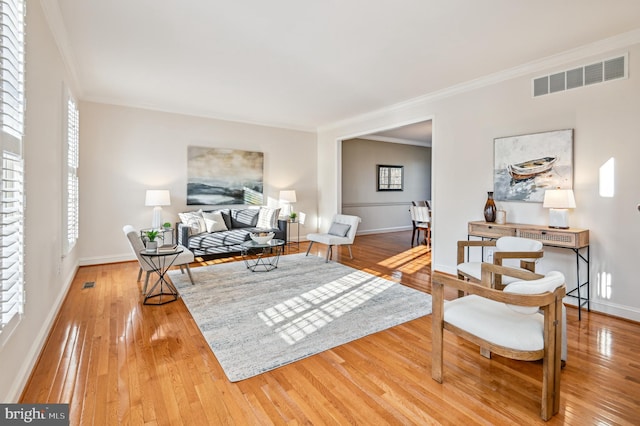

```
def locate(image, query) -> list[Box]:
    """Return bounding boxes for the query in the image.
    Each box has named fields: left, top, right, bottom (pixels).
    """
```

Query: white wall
left=341, top=138, right=431, bottom=233
left=318, top=40, right=640, bottom=322
left=78, top=103, right=318, bottom=264
left=0, top=2, right=81, bottom=401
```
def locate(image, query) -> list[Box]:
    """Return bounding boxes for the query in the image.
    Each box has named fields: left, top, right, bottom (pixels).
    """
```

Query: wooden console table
left=467, top=221, right=590, bottom=320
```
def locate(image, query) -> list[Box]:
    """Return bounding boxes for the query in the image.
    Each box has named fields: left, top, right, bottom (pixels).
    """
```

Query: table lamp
left=542, top=189, right=576, bottom=229
left=279, top=190, right=297, bottom=217
left=145, top=189, right=171, bottom=229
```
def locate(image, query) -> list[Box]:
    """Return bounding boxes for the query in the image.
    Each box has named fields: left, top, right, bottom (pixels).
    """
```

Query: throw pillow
left=178, top=210, right=206, bottom=234
left=256, top=207, right=281, bottom=229
left=202, top=211, right=228, bottom=233
left=328, top=222, right=350, bottom=237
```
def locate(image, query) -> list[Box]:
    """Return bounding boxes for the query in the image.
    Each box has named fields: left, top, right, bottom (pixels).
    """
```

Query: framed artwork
left=377, top=165, right=404, bottom=191
left=187, top=146, right=264, bottom=205
left=493, top=129, right=573, bottom=203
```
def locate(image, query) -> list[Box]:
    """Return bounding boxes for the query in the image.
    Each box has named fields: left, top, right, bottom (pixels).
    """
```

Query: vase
left=484, top=191, right=497, bottom=222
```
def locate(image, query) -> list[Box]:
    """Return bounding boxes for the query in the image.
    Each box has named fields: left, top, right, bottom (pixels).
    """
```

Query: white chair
left=123, top=225, right=195, bottom=294
left=305, top=214, right=361, bottom=262
left=409, top=205, right=431, bottom=247
left=432, top=264, right=566, bottom=421
left=457, top=236, right=543, bottom=289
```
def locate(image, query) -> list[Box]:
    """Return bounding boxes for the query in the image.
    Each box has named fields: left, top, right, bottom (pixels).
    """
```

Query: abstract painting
left=187, top=146, right=264, bottom=205
left=494, top=129, right=573, bottom=203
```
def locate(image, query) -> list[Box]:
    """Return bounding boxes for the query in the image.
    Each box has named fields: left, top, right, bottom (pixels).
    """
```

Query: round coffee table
left=240, top=239, right=285, bottom=272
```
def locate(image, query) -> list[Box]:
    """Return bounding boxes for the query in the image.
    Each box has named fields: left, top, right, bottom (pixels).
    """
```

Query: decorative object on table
left=543, top=188, right=576, bottom=229
left=377, top=165, right=403, bottom=191
left=167, top=253, right=432, bottom=382
left=145, top=189, right=171, bottom=229
left=483, top=191, right=497, bottom=222
left=250, top=231, right=274, bottom=244
left=279, top=189, right=297, bottom=217
left=289, top=212, right=297, bottom=222
left=163, top=222, right=172, bottom=230
left=493, top=129, right=573, bottom=203
left=496, top=209, right=507, bottom=224
left=144, top=229, right=159, bottom=251
left=187, top=146, right=264, bottom=205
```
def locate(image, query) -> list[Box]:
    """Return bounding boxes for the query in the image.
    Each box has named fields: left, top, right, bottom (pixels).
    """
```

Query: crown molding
left=355, top=135, right=431, bottom=147
left=39, top=0, right=83, bottom=98
left=319, top=28, right=640, bottom=134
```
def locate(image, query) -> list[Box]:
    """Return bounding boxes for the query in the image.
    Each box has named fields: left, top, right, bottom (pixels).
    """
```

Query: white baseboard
left=5, top=261, right=79, bottom=402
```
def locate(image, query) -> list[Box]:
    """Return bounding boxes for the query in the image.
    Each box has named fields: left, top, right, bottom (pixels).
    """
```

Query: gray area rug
left=167, top=253, right=432, bottom=382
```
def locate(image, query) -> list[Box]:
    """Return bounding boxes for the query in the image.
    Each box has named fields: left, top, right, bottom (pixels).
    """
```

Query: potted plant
left=163, top=222, right=172, bottom=230
left=145, top=229, right=159, bottom=251
left=289, top=212, right=297, bottom=222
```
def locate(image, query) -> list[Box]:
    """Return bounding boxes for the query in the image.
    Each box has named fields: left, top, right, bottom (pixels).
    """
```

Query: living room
left=2, top=1, right=640, bottom=423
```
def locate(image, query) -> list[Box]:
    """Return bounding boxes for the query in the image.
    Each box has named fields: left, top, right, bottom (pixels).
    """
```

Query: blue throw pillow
left=328, top=222, right=350, bottom=237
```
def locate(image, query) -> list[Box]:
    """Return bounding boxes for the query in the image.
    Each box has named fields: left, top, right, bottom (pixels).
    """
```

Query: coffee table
left=240, top=239, right=285, bottom=272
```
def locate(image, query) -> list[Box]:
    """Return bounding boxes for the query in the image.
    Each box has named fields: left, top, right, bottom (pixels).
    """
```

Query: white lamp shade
left=145, top=190, right=171, bottom=207
left=279, top=190, right=297, bottom=203
left=542, top=189, right=576, bottom=209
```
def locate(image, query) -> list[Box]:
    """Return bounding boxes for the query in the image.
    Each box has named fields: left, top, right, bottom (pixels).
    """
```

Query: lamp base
left=152, top=206, right=163, bottom=229
left=548, top=208, right=569, bottom=229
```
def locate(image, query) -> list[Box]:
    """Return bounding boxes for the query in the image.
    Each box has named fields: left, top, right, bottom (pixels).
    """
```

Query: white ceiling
left=47, top=1, right=640, bottom=132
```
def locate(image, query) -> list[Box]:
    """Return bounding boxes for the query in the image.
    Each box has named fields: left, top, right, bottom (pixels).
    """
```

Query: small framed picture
left=377, top=165, right=404, bottom=191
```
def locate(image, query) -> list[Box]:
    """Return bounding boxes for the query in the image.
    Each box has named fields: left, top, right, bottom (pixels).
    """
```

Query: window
left=63, top=93, right=79, bottom=254
left=0, top=0, right=25, bottom=340
left=377, top=165, right=404, bottom=191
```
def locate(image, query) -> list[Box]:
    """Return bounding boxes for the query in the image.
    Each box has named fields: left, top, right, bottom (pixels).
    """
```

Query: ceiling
left=47, top=1, right=640, bottom=132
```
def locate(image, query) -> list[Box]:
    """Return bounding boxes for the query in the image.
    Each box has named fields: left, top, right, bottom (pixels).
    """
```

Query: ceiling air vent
left=532, top=53, right=627, bottom=97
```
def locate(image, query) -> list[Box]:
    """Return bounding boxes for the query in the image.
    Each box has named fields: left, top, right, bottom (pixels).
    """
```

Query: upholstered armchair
left=432, top=264, right=566, bottom=421
left=457, top=236, right=543, bottom=289
left=123, top=225, right=195, bottom=293
left=305, top=214, right=361, bottom=262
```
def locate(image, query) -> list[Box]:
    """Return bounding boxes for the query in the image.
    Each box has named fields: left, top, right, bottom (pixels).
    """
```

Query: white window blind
left=0, top=0, right=24, bottom=340
left=64, top=95, right=79, bottom=253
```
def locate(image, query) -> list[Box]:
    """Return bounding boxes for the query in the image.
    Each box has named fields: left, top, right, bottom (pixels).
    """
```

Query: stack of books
left=157, top=244, right=178, bottom=253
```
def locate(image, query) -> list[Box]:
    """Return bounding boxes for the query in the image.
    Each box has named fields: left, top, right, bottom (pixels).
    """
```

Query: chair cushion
left=328, top=222, right=351, bottom=237
left=503, top=271, right=564, bottom=314
left=307, top=232, right=351, bottom=245
left=444, top=295, right=544, bottom=351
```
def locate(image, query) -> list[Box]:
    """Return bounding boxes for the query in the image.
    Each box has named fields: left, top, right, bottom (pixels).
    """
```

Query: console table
left=467, top=221, right=590, bottom=320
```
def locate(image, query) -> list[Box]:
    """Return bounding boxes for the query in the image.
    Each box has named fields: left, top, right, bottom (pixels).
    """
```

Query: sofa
left=176, top=207, right=286, bottom=257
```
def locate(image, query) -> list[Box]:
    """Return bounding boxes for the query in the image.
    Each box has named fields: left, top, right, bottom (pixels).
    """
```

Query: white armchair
left=305, top=214, right=361, bottom=262
left=432, top=264, right=566, bottom=421
left=123, top=225, right=195, bottom=294
left=457, top=236, right=544, bottom=289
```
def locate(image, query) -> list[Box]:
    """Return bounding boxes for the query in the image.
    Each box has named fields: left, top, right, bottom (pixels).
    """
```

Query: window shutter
left=0, top=0, right=24, bottom=340
left=64, top=95, right=79, bottom=252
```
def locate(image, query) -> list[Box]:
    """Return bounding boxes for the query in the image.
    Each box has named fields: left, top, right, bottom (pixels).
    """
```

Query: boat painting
left=494, top=129, right=573, bottom=203
left=507, top=156, right=557, bottom=181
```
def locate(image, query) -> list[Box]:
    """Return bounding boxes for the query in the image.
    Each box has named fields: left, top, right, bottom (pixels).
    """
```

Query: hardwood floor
left=20, top=231, right=640, bottom=425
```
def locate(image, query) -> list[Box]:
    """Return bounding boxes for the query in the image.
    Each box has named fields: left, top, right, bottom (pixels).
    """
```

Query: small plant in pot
left=163, top=222, right=172, bottom=230
left=289, top=212, right=297, bottom=222
left=145, top=229, right=159, bottom=251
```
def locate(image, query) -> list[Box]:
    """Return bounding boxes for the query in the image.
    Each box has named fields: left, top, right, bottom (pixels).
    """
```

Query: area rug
left=167, top=253, right=432, bottom=382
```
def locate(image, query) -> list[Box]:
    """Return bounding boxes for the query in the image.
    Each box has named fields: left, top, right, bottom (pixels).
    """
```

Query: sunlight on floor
left=377, top=246, right=430, bottom=274
left=258, top=271, right=394, bottom=345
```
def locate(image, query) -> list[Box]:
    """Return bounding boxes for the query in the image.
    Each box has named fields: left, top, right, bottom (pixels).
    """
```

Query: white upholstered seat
left=432, top=264, right=566, bottom=421
left=305, top=214, right=361, bottom=262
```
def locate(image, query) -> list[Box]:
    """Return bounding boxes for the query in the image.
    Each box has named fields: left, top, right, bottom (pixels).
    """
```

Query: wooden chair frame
left=432, top=264, right=565, bottom=421
left=457, top=239, right=543, bottom=290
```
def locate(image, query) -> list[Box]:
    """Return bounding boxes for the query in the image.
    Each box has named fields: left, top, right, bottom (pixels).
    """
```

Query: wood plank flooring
left=20, top=231, right=640, bottom=425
